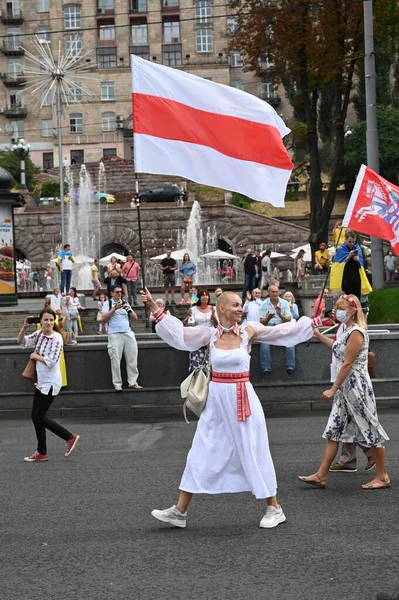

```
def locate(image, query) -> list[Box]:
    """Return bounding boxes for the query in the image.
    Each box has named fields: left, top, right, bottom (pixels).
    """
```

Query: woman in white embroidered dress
left=141, top=288, right=316, bottom=529
left=17, top=308, right=80, bottom=462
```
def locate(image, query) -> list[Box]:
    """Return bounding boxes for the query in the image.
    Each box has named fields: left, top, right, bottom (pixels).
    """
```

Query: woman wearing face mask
left=299, top=295, right=390, bottom=490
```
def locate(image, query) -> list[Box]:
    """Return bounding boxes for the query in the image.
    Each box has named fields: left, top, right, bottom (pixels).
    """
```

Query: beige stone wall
left=0, top=0, right=291, bottom=169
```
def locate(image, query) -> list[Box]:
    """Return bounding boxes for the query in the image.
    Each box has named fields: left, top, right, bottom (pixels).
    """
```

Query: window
left=64, top=5, right=81, bottom=29
left=40, top=88, right=52, bottom=106
left=65, top=34, right=82, bottom=57
left=43, top=152, right=54, bottom=169
left=9, top=89, right=23, bottom=106
left=37, top=0, right=50, bottom=12
left=68, top=83, right=83, bottom=102
left=130, top=0, right=147, bottom=12
left=131, top=23, right=147, bottom=44
left=8, top=58, right=22, bottom=76
left=41, top=119, right=53, bottom=137
left=71, top=149, right=84, bottom=165
left=38, top=25, right=51, bottom=43
left=261, top=80, right=274, bottom=95
left=130, top=46, right=149, bottom=60
left=231, top=79, right=244, bottom=90
left=163, top=20, right=180, bottom=43
left=97, top=47, right=117, bottom=69
left=230, top=50, right=243, bottom=67
left=162, top=46, right=181, bottom=66
left=102, top=111, right=116, bottom=131
left=162, top=0, right=178, bottom=6
left=69, top=113, right=83, bottom=133
left=101, top=81, right=115, bottom=101
left=103, top=148, right=117, bottom=158
left=195, top=28, right=212, bottom=53
left=99, top=0, right=114, bottom=8
left=227, top=18, right=239, bottom=35
left=11, top=120, right=24, bottom=137
left=99, top=24, right=115, bottom=41
left=195, top=0, right=211, bottom=24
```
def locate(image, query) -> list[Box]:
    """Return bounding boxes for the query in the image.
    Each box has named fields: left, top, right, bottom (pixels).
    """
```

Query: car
left=138, top=185, right=187, bottom=203
left=64, top=190, right=116, bottom=205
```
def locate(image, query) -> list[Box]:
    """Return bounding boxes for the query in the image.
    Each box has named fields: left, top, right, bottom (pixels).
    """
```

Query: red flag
left=343, top=165, right=399, bottom=255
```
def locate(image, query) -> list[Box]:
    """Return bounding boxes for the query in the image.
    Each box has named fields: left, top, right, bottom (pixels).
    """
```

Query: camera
left=27, top=316, right=41, bottom=324
left=324, top=295, right=334, bottom=319
left=122, top=301, right=133, bottom=314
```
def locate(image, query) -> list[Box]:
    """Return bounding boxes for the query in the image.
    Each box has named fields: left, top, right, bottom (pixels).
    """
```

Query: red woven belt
left=211, top=371, right=251, bottom=422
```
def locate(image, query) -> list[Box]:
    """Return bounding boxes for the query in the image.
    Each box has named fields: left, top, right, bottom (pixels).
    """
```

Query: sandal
left=362, top=480, right=391, bottom=490
left=298, top=475, right=326, bottom=489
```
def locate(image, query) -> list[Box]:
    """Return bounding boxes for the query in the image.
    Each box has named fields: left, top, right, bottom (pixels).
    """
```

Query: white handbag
left=180, top=365, right=210, bottom=424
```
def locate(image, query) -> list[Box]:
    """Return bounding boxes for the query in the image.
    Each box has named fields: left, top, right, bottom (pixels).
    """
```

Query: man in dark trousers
left=160, top=248, right=177, bottom=305
left=241, top=247, right=258, bottom=303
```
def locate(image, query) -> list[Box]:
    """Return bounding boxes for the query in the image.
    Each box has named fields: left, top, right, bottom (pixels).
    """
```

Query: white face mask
left=336, top=309, right=350, bottom=324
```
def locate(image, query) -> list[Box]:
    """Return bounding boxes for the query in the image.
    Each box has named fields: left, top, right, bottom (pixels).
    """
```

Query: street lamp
left=12, top=138, right=31, bottom=190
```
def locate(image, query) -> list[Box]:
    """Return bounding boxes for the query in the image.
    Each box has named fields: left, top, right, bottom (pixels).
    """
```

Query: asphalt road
left=1, top=412, right=399, bottom=600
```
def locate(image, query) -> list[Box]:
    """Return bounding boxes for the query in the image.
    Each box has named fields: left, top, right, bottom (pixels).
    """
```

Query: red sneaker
left=24, top=452, right=49, bottom=462
left=65, top=433, right=80, bottom=457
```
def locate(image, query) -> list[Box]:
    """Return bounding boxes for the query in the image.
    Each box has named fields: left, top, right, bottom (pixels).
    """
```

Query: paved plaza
left=2, top=412, right=399, bottom=600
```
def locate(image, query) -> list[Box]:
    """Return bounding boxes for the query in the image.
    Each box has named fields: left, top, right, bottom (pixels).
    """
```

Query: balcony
left=96, top=7, right=115, bottom=18
left=2, top=38, right=24, bottom=55
left=0, top=8, right=23, bottom=24
left=129, top=0, right=147, bottom=13
left=1, top=73, right=26, bottom=87
left=4, top=103, right=28, bottom=118
left=260, top=92, right=281, bottom=108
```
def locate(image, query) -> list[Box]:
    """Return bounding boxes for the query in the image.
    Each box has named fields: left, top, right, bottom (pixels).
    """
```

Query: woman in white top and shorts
left=17, top=308, right=79, bottom=462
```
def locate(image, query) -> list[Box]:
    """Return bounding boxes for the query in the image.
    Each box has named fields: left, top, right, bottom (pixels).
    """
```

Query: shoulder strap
left=109, top=298, right=112, bottom=311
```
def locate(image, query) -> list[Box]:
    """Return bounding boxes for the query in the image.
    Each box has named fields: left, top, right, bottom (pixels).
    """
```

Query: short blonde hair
left=337, top=294, right=367, bottom=330
left=283, top=291, right=295, bottom=304
left=154, top=298, right=165, bottom=307
left=215, top=288, right=223, bottom=298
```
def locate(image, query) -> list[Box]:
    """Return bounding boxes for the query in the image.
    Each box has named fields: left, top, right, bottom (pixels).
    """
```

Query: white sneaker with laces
left=259, top=506, right=286, bottom=529
left=151, top=505, right=187, bottom=528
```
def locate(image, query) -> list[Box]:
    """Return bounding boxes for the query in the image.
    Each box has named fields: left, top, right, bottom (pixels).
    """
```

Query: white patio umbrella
left=200, top=249, right=238, bottom=259
left=150, top=249, right=190, bottom=260
left=49, top=254, right=94, bottom=267
left=270, top=251, right=286, bottom=258
left=99, top=253, right=127, bottom=266
left=290, top=244, right=335, bottom=262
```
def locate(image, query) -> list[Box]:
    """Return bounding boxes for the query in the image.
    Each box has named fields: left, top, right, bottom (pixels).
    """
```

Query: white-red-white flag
left=343, top=164, right=399, bottom=255
left=131, top=55, right=293, bottom=207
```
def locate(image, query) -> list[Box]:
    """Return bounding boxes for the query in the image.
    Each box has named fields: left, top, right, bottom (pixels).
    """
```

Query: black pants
left=32, top=387, right=72, bottom=455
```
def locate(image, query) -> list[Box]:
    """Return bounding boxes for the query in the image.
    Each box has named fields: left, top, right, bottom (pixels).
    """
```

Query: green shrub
left=231, top=192, right=252, bottom=209
left=368, top=288, right=399, bottom=324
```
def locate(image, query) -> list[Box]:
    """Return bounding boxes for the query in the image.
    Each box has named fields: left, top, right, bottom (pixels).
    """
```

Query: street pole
left=135, top=177, right=149, bottom=327
left=56, top=82, right=66, bottom=247
left=364, top=0, right=384, bottom=289
left=20, top=156, right=26, bottom=188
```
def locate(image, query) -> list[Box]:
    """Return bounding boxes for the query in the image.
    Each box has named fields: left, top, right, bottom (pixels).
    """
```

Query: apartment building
left=0, top=0, right=291, bottom=169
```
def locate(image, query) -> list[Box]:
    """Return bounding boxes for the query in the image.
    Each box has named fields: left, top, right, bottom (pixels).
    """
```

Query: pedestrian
left=17, top=308, right=79, bottom=462
left=106, top=255, right=122, bottom=276
left=384, top=250, right=396, bottom=282
left=182, top=288, right=216, bottom=372
left=91, top=259, right=101, bottom=298
left=123, top=254, right=141, bottom=306
left=45, top=264, right=53, bottom=291
left=32, top=268, right=40, bottom=292
left=294, top=249, right=306, bottom=288
left=57, top=243, right=75, bottom=295
left=63, top=157, right=70, bottom=168
left=160, top=248, right=177, bottom=306
left=179, top=253, right=196, bottom=305
left=283, top=291, right=299, bottom=321
left=141, top=287, right=316, bottom=529
left=259, top=285, right=295, bottom=376
left=241, top=247, right=258, bottom=303
left=97, top=291, right=108, bottom=335
left=314, top=242, right=331, bottom=272
left=260, top=249, right=272, bottom=296
left=242, top=288, right=262, bottom=322
left=299, top=294, right=390, bottom=490
left=101, top=284, right=142, bottom=391
left=65, top=287, right=85, bottom=339
left=254, top=249, right=262, bottom=288
left=106, top=268, right=125, bottom=298
left=330, top=230, right=372, bottom=300
left=332, top=219, right=347, bottom=248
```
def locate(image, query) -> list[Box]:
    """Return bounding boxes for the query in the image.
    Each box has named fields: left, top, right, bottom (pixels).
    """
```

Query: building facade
left=0, top=0, right=291, bottom=169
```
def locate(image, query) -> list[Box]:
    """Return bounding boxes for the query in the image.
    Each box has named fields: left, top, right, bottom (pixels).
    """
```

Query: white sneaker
left=259, top=506, right=286, bottom=529
left=151, top=505, right=187, bottom=528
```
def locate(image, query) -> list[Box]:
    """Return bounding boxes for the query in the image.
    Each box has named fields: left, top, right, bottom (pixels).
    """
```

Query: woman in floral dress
left=299, top=294, right=390, bottom=490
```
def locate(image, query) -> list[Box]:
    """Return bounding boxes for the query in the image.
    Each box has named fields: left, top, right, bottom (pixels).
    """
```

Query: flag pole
left=135, top=175, right=149, bottom=328
left=364, top=0, right=384, bottom=289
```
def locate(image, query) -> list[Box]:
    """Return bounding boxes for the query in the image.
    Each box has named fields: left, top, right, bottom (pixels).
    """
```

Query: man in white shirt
left=384, top=251, right=396, bottom=281
left=242, top=288, right=262, bottom=322
left=260, top=249, right=272, bottom=296
left=101, top=284, right=143, bottom=391
left=259, top=285, right=294, bottom=375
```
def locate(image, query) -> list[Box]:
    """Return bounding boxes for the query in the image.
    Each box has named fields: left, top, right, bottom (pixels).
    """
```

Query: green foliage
left=344, top=106, right=399, bottom=190
left=368, top=288, right=399, bottom=324
left=285, top=187, right=299, bottom=202
left=0, top=149, right=39, bottom=190
left=231, top=192, right=252, bottom=209
left=40, top=181, right=65, bottom=197
left=187, top=184, right=224, bottom=202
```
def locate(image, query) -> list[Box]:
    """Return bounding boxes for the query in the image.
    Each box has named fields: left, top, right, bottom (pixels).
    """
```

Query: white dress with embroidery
left=156, top=314, right=314, bottom=499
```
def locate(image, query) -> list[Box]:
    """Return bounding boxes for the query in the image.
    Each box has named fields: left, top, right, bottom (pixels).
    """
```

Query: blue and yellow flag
left=330, top=242, right=372, bottom=295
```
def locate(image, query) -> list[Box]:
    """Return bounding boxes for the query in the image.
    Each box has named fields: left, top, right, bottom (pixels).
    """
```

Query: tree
left=229, top=0, right=399, bottom=251
left=0, top=149, right=38, bottom=190
left=344, top=106, right=399, bottom=189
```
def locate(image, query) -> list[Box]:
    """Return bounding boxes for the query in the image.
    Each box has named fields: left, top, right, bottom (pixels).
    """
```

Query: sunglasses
left=113, top=290, right=122, bottom=294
